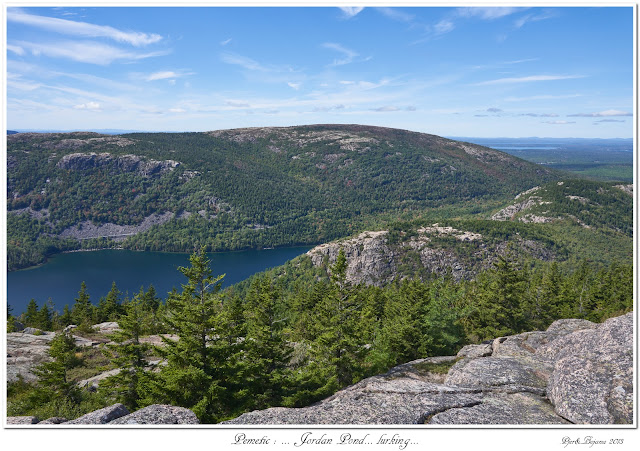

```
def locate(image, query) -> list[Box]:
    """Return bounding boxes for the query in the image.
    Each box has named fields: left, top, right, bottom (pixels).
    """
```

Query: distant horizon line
left=6, top=127, right=633, bottom=141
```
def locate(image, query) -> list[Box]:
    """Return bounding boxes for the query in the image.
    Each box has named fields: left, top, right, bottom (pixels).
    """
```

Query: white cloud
left=475, top=74, right=584, bottom=85
left=323, top=42, right=359, bottom=66
left=220, top=38, right=232, bottom=46
left=74, top=101, right=101, bottom=110
left=434, top=20, right=455, bottom=35
left=542, top=120, right=575, bottom=124
left=169, top=108, right=186, bottom=113
left=287, top=82, right=301, bottom=90
left=7, top=9, right=162, bottom=46
left=514, top=11, right=555, bottom=29
left=376, top=7, right=414, bottom=23
left=220, top=52, right=269, bottom=71
left=504, top=94, right=583, bottom=102
left=15, top=40, right=169, bottom=65
left=456, top=7, right=523, bottom=20
left=7, top=44, right=25, bottom=55
left=144, top=71, right=193, bottom=82
left=339, top=7, right=364, bottom=18
left=371, top=106, right=400, bottom=112
left=567, top=109, right=632, bottom=117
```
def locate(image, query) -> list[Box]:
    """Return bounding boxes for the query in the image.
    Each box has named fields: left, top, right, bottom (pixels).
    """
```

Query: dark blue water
left=6, top=247, right=312, bottom=314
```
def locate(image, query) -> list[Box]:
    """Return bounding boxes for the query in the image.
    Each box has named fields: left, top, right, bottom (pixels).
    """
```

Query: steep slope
left=7, top=125, right=560, bottom=270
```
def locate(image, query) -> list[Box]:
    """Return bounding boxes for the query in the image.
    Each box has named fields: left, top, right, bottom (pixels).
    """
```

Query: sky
left=4, top=3, right=635, bottom=138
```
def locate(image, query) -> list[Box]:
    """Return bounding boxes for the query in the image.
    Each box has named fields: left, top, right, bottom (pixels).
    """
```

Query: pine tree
left=100, top=292, right=152, bottom=410
left=71, top=281, right=94, bottom=330
left=37, top=301, right=53, bottom=331
left=24, top=299, right=39, bottom=328
left=31, top=331, right=82, bottom=410
left=59, top=304, right=73, bottom=328
left=151, top=248, right=233, bottom=423
left=243, top=276, right=293, bottom=410
left=313, top=249, right=367, bottom=388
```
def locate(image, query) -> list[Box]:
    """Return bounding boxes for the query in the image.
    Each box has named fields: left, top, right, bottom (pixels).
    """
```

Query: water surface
left=7, top=247, right=312, bottom=314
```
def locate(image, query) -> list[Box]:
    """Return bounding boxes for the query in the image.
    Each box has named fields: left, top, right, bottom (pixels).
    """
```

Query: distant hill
left=7, top=130, right=19, bottom=135
left=7, top=125, right=562, bottom=270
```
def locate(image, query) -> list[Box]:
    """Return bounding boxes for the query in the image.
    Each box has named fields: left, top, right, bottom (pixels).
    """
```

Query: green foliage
left=100, top=292, right=153, bottom=410
left=149, top=248, right=238, bottom=422
left=71, top=281, right=94, bottom=332
left=7, top=127, right=561, bottom=271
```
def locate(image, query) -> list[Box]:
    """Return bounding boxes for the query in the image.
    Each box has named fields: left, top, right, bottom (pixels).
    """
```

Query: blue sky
left=5, top=4, right=634, bottom=138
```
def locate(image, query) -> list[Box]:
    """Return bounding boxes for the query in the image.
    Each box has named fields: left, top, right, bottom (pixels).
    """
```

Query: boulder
left=65, top=403, right=129, bottom=425
left=77, top=368, right=121, bottom=391
left=39, top=417, right=68, bottom=424
left=6, top=332, right=56, bottom=382
left=542, top=313, right=633, bottom=424
left=110, top=405, right=199, bottom=425
left=6, top=416, right=39, bottom=424
left=92, top=322, right=120, bottom=334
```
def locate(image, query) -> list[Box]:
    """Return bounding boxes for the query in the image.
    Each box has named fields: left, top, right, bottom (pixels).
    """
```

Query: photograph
left=2, top=1, right=636, bottom=448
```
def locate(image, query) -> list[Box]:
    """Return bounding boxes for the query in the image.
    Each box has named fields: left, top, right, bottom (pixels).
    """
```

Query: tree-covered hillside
left=7, top=125, right=561, bottom=270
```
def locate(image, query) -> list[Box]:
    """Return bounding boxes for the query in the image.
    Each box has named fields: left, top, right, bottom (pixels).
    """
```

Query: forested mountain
left=7, top=125, right=561, bottom=270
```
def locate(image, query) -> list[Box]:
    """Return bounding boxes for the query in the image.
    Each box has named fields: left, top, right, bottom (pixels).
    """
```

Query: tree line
left=8, top=249, right=633, bottom=422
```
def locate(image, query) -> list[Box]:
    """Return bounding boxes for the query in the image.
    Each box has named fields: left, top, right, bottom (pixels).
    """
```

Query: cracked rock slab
left=428, top=392, right=569, bottom=425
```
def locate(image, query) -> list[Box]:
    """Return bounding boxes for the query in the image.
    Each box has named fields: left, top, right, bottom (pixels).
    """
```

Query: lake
left=6, top=247, right=313, bottom=315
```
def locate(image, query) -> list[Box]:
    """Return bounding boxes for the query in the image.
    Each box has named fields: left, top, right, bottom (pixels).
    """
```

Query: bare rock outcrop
left=225, top=312, right=633, bottom=425
left=109, top=404, right=199, bottom=425
left=56, top=152, right=179, bottom=177
left=64, top=403, right=130, bottom=425
left=6, top=404, right=199, bottom=426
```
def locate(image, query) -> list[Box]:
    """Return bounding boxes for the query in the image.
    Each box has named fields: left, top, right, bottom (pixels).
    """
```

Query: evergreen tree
left=31, top=331, right=82, bottom=411
left=37, top=301, right=53, bottom=331
left=59, top=304, right=73, bottom=328
left=243, top=276, right=293, bottom=410
left=101, top=292, right=152, bottom=410
left=24, top=299, right=39, bottom=328
left=71, top=281, right=94, bottom=330
left=151, top=248, right=233, bottom=423
left=312, top=249, right=367, bottom=389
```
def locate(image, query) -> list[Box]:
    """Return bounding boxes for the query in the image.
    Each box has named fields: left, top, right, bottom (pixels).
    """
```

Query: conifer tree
left=24, top=299, right=39, bottom=328
left=37, top=301, right=53, bottom=331
left=31, top=331, right=82, bottom=410
left=101, top=292, right=152, bottom=410
left=243, top=276, right=293, bottom=410
left=152, top=248, right=233, bottom=423
left=71, top=281, right=94, bottom=330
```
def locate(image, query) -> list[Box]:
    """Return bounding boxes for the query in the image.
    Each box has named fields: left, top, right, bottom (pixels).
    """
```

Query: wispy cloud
left=542, top=120, right=575, bottom=124
left=220, top=38, right=232, bottom=46
left=519, top=113, right=559, bottom=117
left=7, top=44, right=25, bottom=56
left=514, top=11, right=555, bottom=29
left=339, top=7, right=365, bottom=19
left=456, top=7, right=523, bottom=20
left=504, top=94, right=583, bottom=102
left=376, top=7, right=414, bottom=23
left=287, top=82, right=301, bottom=90
left=322, top=42, right=360, bottom=67
left=74, top=101, right=101, bottom=111
left=7, top=8, right=162, bottom=46
left=594, top=118, right=626, bottom=123
left=144, top=71, right=193, bottom=82
left=567, top=109, right=632, bottom=117
left=474, top=74, right=584, bottom=86
left=220, top=52, right=268, bottom=71
left=434, top=20, right=455, bottom=35
left=14, top=40, right=169, bottom=65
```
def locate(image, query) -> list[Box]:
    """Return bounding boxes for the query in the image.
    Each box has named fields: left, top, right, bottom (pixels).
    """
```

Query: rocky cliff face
left=225, top=312, right=633, bottom=425
left=56, top=152, right=179, bottom=177
left=306, top=226, right=554, bottom=285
